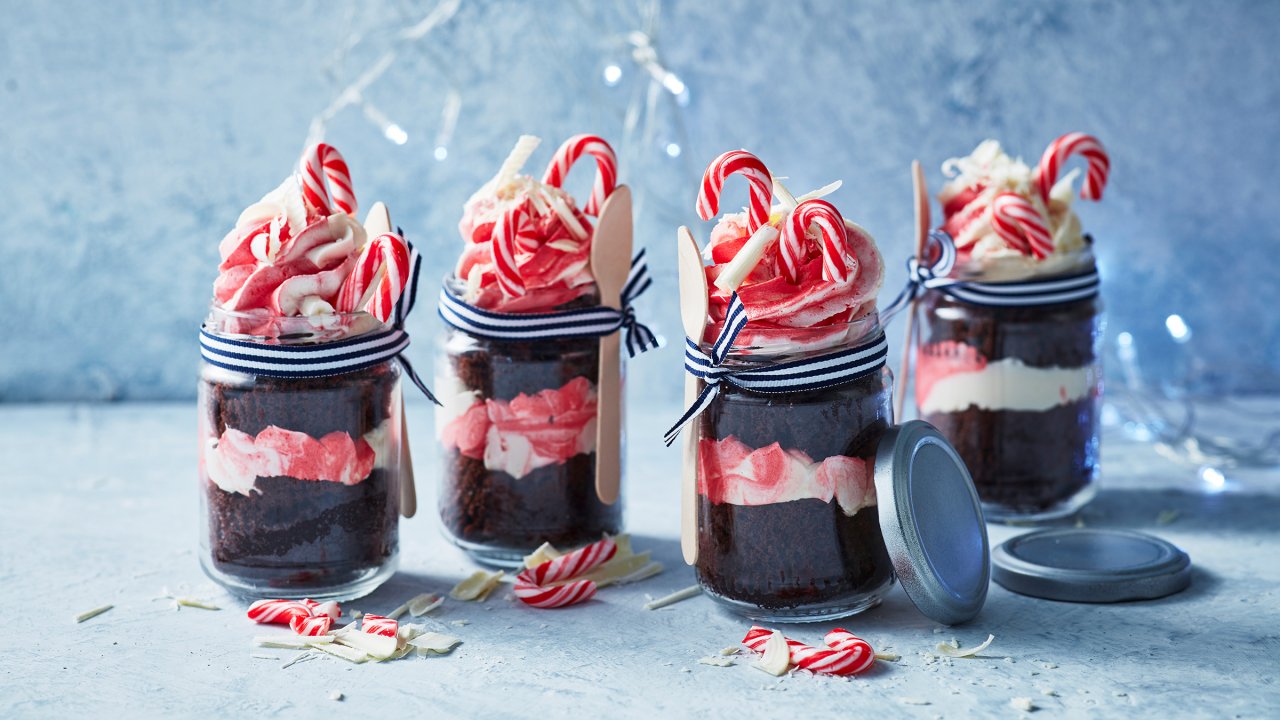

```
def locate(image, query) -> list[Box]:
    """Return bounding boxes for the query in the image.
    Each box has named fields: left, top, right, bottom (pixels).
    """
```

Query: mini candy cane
left=361, top=614, right=398, bottom=637
left=542, top=134, right=617, bottom=217
left=821, top=629, right=877, bottom=674
left=513, top=573, right=599, bottom=609
left=991, top=192, right=1053, bottom=259
left=779, top=198, right=850, bottom=283
left=697, top=150, right=773, bottom=234
left=246, top=599, right=312, bottom=625
left=490, top=204, right=532, bottom=298
left=513, top=537, right=619, bottom=609
left=336, top=232, right=411, bottom=322
left=528, top=537, right=618, bottom=585
left=742, top=626, right=875, bottom=676
left=289, top=614, right=333, bottom=637
left=298, top=143, right=357, bottom=216
left=1033, top=132, right=1109, bottom=206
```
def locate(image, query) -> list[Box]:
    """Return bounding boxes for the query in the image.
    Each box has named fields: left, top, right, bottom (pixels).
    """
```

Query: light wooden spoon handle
left=676, top=226, right=708, bottom=565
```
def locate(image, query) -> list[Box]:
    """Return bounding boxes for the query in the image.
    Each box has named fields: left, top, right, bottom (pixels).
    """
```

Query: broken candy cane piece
left=247, top=599, right=312, bottom=625
left=743, top=626, right=876, bottom=676
left=514, top=536, right=619, bottom=609
left=290, top=614, right=333, bottom=637
left=361, top=614, right=398, bottom=637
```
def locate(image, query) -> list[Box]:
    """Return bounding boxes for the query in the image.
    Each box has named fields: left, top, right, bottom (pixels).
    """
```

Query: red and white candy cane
left=779, top=198, right=850, bottom=284
left=513, top=536, right=619, bottom=609
left=528, top=537, right=618, bottom=585
left=992, top=192, right=1053, bottom=259
left=742, top=626, right=875, bottom=676
left=1033, top=132, right=1109, bottom=206
left=822, top=629, right=877, bottom=674
left=289, top=614, right=333, bottom=637
left=336, top=232, right=411, bottom=323
left=542, top=134, right=617, bottom=217
left=696, top=150, right=773, bottom=234
left=298, top=143, right=357, bottom=217
left=490, top=204, right=533, bottom=298
left=246, top=599, right=312, bottom=625
left=513, top=573, right=599, bottom=609
left=361, top=614, right=398, bottom=637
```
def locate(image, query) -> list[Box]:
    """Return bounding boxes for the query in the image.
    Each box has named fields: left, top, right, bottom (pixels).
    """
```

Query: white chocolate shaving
left=173, top=598, right=220, bottom=611
left=523, top=542, right=565, bottom=569
left=796, top=180, right=842, bottom=203
left=875, top=651, right=901, bottom=661
left=936, top=633, right=995, bottom=658
left=547, top=239, right=579, bottom=252
left=74, top=605, right=113, bottom=623
left=252, top=635, right=334, bottom=649
left=334, top=628, right=398, bottom=660
left=312, top=642, right=370, bottom=664
left=547, top=192, right=589, bottom=241
left=713, top=224, right=779, bottom=292
left=493, top=135, right=541, bottom=189
left=408, top=593, right=445, bottom=617
left=563, top=552, right=653, bottom=588
left=643, top=584, right=702, bottom=610
left=698, top=656, right=736, bottom=667
left=756, top=630, right=791, bottom=676
left=449, top=570, right=504, bottom=601
left=329, top=691, right=344, bottom=701
left=409, top=632, right=462, bottom=655
left=719, top=647, right=741, bottom=656
left=1010, top=698, right=1035, bottom=712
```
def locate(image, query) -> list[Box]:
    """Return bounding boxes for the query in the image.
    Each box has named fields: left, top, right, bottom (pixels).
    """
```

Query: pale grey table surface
left=1, top=402, right=1277, bottom=719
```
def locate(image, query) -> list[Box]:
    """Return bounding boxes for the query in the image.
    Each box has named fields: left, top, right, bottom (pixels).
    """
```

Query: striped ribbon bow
left=662, top=294, right=890, bottom=446
left=437, top=250, right=661, bottom=358
left=880, top=231, right=1101, bottom=324
left=199, top=236, right=440, bottom=405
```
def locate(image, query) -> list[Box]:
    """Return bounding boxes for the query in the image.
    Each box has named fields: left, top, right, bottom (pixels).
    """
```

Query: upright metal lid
left=992, top=528, right=1191, bottom=603
left=874, top=421, right=990, bottom=625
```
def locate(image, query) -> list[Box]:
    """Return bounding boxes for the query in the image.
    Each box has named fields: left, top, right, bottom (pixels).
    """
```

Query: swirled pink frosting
left=203, top=423, right=388, bottom=496
left=212, top=176, right=369, bottom=331
left=440, top=376, right=598, bottom=479
left=698, top=435, right=876, bottom=515
left=455, top=177, right=596, bottom=312
left=703, top=211, right=884, bottom=353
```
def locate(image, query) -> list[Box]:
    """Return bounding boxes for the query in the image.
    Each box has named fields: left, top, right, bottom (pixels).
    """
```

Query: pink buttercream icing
left=440, top=376, right=598, bottom=479
left=204, top=423, right=385, bottom=495
left=455, top=177, right=597, bottom=312
left=698, top=435, right=876, bottom=516
left=212, top=173, right=371, bottom=334
left=703, top=211, right=884, bottom=354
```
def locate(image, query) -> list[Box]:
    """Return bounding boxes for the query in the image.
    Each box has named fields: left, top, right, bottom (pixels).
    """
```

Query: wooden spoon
left=893, top=161, right=930, bottom=421
left=364, top=202, right=416, bottom=518
left=676, top=225, right=709, bottom=565
left=590, top=185, right=633, bottom=506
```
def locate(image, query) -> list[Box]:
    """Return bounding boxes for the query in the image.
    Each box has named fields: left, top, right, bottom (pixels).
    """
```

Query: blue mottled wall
left=1, top=0, right=1277, bottom=401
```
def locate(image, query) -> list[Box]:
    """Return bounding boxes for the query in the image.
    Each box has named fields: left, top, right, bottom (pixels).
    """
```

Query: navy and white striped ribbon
left=437, top=249, right=661, bottom=358
left=880, top=231, right=1100, bottom=323
left=662, top=293, right=889, bottom=446
left=199, top=236, right=440, bottom=405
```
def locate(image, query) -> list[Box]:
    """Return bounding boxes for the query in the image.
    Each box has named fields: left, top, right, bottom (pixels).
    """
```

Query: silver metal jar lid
left=873, top=421, right=990, bottom=625
left=992, top=528, right=1191, bottom=603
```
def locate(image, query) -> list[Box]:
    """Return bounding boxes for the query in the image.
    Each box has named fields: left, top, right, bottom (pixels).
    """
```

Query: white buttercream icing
left=919, top=358, right=1096, bottom=414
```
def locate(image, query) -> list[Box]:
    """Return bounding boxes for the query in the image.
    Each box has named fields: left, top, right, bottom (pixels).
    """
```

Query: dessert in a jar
left=669, top=150, right=895, bottom=621
left=436, top=135, right=654, bottom=567
left=915, top=134, right=1109, bottom=521
left=199, top=143, right=419, bottom=600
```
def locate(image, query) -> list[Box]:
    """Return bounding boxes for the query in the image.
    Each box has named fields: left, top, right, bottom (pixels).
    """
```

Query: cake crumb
left=897, top=697, right=931, bottom=706
left=1040, top=662, right=1058, bottom=670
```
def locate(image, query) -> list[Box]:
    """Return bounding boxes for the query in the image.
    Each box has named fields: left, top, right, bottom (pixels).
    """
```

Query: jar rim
left=203, top=303, right=388, bottom=345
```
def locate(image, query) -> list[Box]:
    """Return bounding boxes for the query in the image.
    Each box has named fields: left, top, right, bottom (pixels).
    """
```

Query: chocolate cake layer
left=920, top=292, right=1102, bottom=513
left=695, top=367, right=894, bottom=609
left=440, top=324, right=608, bottom=553
left=201, top=361, right=400, bottom=588
left=696, top=498, right=893, bottom=611
left=441, top=450, right=621, bottom=549
left=925, top=397, right=1098, bottom=513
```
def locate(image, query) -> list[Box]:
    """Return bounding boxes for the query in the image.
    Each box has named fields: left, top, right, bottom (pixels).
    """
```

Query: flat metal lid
left=992, top=528, right=1191, bottom=603
left=874, top=421, right=990, bottom=625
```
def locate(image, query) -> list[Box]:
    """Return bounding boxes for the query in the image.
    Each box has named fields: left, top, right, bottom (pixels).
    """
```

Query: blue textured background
left=1, top=0, right=1277, bottom=401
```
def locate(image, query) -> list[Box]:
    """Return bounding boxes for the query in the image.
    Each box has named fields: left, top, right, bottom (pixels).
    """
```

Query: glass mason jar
left=198, top=307, right=402, bottom=600
left=435, top=280, right=622, bottom=567
left=694, top=315, right=896, bottom=622
left=915, top=288, right=1103, bottom=522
